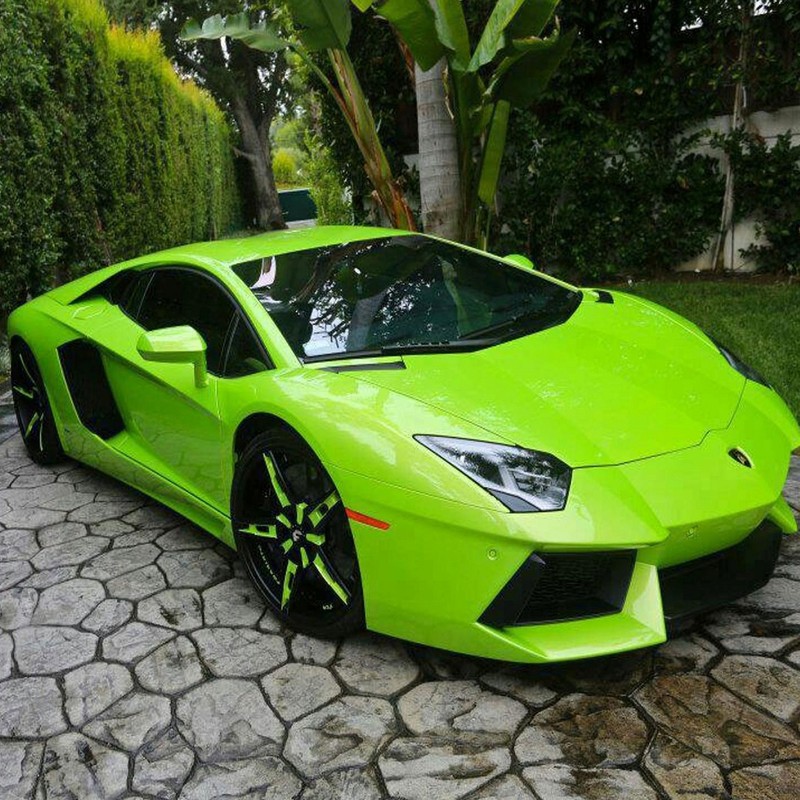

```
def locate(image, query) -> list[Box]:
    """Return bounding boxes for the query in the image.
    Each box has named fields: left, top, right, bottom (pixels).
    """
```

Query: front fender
left=219, top=366, right=512, bottom=513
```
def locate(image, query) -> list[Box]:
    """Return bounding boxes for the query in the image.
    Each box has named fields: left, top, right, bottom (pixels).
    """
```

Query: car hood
left=338, top=292, right=745, bottom=467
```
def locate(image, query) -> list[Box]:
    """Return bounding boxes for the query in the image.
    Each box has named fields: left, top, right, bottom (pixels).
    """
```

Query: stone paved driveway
left=0, top=395, right=799, bottom=800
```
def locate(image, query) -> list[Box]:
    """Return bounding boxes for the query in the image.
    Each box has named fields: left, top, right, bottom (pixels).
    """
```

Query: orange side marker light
left=345, top=508, right=390, bottom=530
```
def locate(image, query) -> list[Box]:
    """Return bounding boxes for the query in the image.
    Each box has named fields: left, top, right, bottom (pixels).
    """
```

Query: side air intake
left=58, top=340, right=124, bottom=439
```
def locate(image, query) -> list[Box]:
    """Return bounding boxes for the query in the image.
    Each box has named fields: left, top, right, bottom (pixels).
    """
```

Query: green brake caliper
left=239, top=451, right=350, bottom=612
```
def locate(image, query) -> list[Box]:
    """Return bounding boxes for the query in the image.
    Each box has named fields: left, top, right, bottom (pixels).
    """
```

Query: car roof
left=45, top=225, right=414, bottom=306
left=135, top=225, right=411, bottom=270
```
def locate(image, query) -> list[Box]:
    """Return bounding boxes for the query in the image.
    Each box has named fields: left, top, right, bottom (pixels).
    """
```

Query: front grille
left=517, top=551, right=635, bottom=624
left=479, top=549, right=636, bottom=628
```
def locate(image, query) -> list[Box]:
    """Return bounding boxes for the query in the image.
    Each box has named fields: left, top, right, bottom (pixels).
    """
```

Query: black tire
left=10, top=339, right=65, bottom=465
left=232, top=427, right=365, bottom=638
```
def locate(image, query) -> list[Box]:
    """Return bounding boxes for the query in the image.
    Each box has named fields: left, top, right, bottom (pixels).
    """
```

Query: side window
left=223, top=316, right=270, bottom=378
left=120, top=273, right=151, bottom=319
left=136, top=269, right=236, bottom=375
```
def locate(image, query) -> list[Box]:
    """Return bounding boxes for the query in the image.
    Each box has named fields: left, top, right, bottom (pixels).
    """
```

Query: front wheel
left=232, top=428, right=365, bottom=638
left=10, top=339, right=65, bottom=465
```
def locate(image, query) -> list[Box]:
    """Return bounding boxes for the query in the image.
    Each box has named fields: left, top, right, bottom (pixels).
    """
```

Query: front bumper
left=328, top=382, right=799, bottom=663
left=475, top=519, right=784, bottom=636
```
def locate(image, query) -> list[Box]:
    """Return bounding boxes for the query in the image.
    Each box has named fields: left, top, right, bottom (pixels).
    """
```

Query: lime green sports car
left=8, top=226, right=800, bottom=661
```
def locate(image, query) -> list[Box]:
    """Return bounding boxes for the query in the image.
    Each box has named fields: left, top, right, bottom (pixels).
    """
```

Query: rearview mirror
left=136, top=325, right=208, bottom=388
left=504, top=254, right=535, bottom=271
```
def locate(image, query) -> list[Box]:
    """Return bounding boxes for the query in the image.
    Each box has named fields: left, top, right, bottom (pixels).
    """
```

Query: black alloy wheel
left=10, top=339, right=64, bottom=465
left=232, top=428, right=364, bottom=638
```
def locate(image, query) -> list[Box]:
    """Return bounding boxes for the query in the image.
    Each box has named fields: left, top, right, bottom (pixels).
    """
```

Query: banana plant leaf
left=506, top=0, right=559, bottom=41
left=352, top=0, right=468, bottom=71
left=476, top=99, right=511, bottom=205
left=467, top=0, right=526, bottom=72
left=468, top=0, right=560, bottom=73
left=181, top=13, right=288, bottom=51
left=352, top=0, right=444, bottom=71
left=182, top=2, right=353, bottom=53
left=284, top=0, right=353, bottom=51
left=429, top=0, right=471, bottom=72
left=491, top=26, right=576, bottom=107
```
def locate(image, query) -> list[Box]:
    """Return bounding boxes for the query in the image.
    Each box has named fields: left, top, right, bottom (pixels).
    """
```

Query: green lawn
left=623, top=281, right=800, bottom=419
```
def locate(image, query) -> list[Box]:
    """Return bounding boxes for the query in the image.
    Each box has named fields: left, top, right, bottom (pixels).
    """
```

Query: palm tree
left=356, top=0, right=574, bottom=246
left=416, top=57, right=462, bottom=239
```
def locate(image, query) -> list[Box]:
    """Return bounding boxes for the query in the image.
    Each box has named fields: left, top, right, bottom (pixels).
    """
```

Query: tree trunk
left=710, top=1, right=752, bottom=271
left=415, top=58, right=461, bottom=240
left=232, top=97, right=286, bottom=231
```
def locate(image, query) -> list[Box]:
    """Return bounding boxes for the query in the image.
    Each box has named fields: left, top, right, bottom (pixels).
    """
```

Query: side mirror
left=505, top=254, right=535, bottom=272
left=136, top=325, right=208, bottom=388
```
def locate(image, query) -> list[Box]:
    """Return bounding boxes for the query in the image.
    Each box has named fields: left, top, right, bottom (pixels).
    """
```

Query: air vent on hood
left=322, top=361, right=406, bottom=373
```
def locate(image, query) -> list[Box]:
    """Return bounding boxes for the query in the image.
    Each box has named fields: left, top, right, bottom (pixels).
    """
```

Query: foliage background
left=309, top=8, right=419, bottom=227
left=495, top=0, right=800, bottom=280
left=725, top=130, right=800, bottom=274
left=310, top=1, right=800, bottom=279
left=0, top=0, right=241, bottom=319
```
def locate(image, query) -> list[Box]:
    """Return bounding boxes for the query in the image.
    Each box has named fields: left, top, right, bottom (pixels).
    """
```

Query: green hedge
left=0, top=0, right=241, bottom=319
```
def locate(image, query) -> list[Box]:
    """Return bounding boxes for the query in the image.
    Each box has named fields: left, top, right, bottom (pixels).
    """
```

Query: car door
left=98, top=266, right=240, bottom=512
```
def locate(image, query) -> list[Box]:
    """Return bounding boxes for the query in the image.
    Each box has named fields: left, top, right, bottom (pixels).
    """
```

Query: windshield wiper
left=459, top=312, right=536, bottom=341
left=460, top=294, right=581, bottom=342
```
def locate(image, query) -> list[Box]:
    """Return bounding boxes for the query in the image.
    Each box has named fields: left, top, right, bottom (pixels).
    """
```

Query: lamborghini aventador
left=8, top=226, right=799, bottom=661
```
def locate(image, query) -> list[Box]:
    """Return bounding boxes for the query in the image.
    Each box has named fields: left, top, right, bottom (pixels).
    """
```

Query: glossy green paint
left=8, top=225, right=800, bottom=662
left=504, top=253, right=536, bottom=271
left=137, top=325, right=209, bottom=388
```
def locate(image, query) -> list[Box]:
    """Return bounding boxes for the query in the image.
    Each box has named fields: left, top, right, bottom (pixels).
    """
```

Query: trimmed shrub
left=0, top=0, right=240, bottom=319
left=302, top=135, right=352, bottom=226
left=272, top=148, right=300, bottom=187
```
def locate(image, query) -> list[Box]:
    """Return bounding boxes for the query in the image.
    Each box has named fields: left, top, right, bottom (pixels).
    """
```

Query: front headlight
left=415, top=435, right=571, bottom=512
left=712, top=338, right=769, bottom=388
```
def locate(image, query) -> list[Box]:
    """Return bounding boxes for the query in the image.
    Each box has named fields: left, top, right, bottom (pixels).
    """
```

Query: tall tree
left=416, top=58, right=461, bottom=239
left=710, top=0, right=754, bottom=270
left=182, top=3, right=416, bottom=229
left=104, top=0, right=288, bottom=230
left=185, top=1, right=572, bottom=245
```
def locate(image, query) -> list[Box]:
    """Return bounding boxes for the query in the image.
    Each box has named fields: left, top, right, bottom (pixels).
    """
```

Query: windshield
left=232, top=235, right=580, bottom=362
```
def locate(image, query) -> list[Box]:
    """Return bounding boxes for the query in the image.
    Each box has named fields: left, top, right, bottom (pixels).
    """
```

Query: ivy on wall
left=495, top=0, right=800, bottom=278
left=0, top=0, right=241, bottom=319
left=726, top=131, right=800, bottom=274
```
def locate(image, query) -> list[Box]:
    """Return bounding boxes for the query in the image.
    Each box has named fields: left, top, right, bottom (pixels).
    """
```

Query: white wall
left=676, top=104, right=800, bottom=272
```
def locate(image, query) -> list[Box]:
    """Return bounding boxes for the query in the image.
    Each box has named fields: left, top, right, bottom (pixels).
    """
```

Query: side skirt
left=65, top=430, right=234, bottom=549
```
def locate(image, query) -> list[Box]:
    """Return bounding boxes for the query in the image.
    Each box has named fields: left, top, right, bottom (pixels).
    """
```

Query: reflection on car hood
left=339, top=293, right=745, bottom=468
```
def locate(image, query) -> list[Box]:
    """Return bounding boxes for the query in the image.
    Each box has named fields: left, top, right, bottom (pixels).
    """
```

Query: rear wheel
left=232, top=428, right=364, bottom=638
left=10, top=339, right=64, bottom=465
